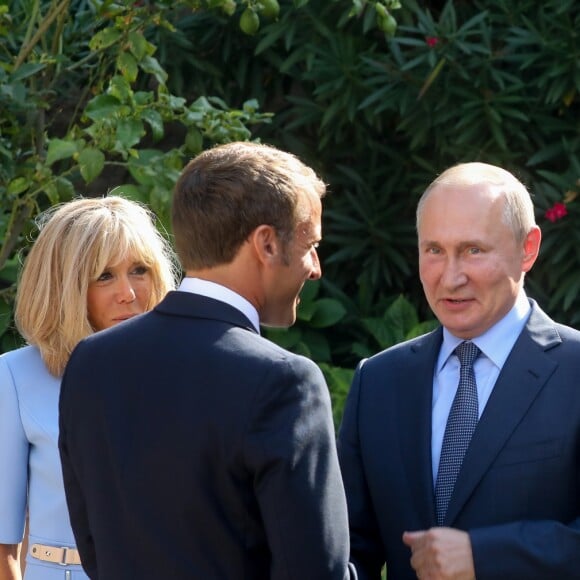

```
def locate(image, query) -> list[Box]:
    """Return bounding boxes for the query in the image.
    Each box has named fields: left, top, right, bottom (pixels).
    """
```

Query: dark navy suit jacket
left=59, top=291, right=353, bottom=579
left=338, top=300, right=580, bottom=579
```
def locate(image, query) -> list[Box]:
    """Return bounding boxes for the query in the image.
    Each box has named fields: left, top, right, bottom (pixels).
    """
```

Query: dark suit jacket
left=59, top=291, right=353, bottom=580
left=338, top=300, right=580, bottom=579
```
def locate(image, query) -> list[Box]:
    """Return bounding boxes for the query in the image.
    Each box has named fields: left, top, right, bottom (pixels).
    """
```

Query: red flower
left=545, top=201, right=568, bottom=222
left=426, top=36, right=439, bottom=48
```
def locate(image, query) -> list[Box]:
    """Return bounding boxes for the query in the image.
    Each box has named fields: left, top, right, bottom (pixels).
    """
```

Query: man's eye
left=468, top=247, right=481, bottom=255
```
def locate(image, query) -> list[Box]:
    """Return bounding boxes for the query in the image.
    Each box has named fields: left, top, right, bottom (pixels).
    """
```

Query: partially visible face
left=87, top=256, right=153, bottom=331
left=261, top=193, right=322, bottom=327
left=418, top=182, right=537, bottom=339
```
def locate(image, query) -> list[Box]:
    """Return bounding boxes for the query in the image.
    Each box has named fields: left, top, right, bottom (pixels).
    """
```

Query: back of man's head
left=172, top=142, right=326, bottom=271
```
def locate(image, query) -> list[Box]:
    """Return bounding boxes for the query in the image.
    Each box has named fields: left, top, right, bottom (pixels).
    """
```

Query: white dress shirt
left=178, top=277, right=261, bottom=334
left=431, top=291, right=531, bottom=482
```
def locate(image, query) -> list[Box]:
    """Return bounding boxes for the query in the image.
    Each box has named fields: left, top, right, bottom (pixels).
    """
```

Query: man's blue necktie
left=435, top=341, right=480, bottom=526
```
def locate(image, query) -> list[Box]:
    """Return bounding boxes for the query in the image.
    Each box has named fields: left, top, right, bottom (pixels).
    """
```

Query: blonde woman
left=0, top=196, right=178, bottom=580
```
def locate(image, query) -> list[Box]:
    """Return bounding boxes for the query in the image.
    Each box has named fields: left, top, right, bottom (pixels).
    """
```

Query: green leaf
left=115, top=119, right=145, bottom=150
left=140, top=55, right=168, bottom=85
left=42, top=182, right=59, bottom=205
left=55, top=177, right=75, bottom=201
left=263, top=326, right=302, bottom=349
left=141, top=109, right=164, bottom=141
left=300, top=279, right=320, bottom=303
left=309, top=298, right=347, bottom=328
left=301, top=328, right=331, bottom=362
left=406, top=319, right=439, bottom=340
left=297, top=299, right=316, bottom=322
left=78, top=148, right=105, bottom=183
left=108, top=75, right=133, bottom=103
left=89, top=27, right=122, bottom=51
left=185, top=128, right=203, bottom=154
left=0, top=257, right=20, bottom=285
left=7, top=176, right=30, bottom=195
left=128, top=30, right=150, bottom=61
left=361, top=317, right=395, bottom=350
left=384, top=295, right=419, bottom=339
left=117, top=52, right=138, bottom=83
left=46, top=139, right=78, bottom=166
left=10, top=62, right=46, bottom=82
left=85, top=95, right=123, bottom=121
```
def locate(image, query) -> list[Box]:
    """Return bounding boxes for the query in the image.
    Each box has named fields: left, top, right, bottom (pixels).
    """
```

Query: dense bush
left=155, top=0, right=579, bottom=367
left=0, top=0, right=275, bottom=350
left=1, top=0, right=579, bottom=423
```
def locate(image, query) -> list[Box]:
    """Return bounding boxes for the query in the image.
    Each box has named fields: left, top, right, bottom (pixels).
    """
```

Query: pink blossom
left=545, top=201, right=568, bottom=222
left=426, top=36, right=439, bottom=48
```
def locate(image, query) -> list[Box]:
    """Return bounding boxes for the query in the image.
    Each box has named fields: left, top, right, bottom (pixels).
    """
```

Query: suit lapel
left=445, top=302, right=561, bottom=524
left=398, top=328, right=443, bottom=526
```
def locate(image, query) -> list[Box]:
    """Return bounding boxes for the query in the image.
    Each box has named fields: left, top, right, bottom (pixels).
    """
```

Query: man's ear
left=250, top=225, right=280, bottom=265
left=522, top=226, right=541, bottom=273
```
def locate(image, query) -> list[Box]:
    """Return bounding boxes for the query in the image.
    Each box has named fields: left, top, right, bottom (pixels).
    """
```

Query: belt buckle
left=58, top=546, right=69, bottom=566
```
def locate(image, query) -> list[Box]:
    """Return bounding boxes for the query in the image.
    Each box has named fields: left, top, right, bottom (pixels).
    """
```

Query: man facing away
left=59, top=142, right=356, bottom=579
left=338, top=162, right=580, bottom=579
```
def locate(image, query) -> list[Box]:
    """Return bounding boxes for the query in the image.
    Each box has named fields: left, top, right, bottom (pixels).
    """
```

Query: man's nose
left=308, top=249, right=322, bottom=280
left=441, top=258, right=467, bottom=288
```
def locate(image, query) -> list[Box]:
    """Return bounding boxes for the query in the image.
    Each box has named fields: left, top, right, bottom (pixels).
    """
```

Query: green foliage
left=263, top=280, right=347, bottom=363
left=328, top=294, right=436, bottom=425
left=356, top=294, right=439, bottom=358
left=3, top=0, right=579, bottom=419
left=264, top=287, right=433, bottom=424
left=0, top=0, right=278, bottom=352
left=320, top=362, right=354, bottom=428
left=152, top=0, right=578, bottom=369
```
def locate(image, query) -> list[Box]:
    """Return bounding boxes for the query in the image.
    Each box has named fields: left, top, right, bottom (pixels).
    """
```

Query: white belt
left=30, top=543, right=82, bottom=566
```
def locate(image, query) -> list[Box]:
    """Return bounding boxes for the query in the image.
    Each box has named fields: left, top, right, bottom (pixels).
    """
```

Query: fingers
left=401, top=528, right=475, bottom=580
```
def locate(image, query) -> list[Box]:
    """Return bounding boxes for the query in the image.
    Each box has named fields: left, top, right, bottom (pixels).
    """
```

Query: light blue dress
left=0, top=346, right=89, bottom=579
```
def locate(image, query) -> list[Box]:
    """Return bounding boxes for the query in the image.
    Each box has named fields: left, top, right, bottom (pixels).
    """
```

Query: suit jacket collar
left=445, top=299, right=561, bottom=524
left=399, top=327, right=443, bottom=527
left=398, top=299, right=561, bottom=527
left=154, top=291, right=259, bottom=334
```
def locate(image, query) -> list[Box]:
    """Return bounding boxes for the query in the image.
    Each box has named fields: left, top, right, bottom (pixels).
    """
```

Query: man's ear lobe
left=522, top=226, right=541, bottom=272
left=251, top=225, right=279, bottom=262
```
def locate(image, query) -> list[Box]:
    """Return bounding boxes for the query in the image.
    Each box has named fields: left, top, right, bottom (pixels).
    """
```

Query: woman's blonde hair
left=15, top=195, right=179, bottom=376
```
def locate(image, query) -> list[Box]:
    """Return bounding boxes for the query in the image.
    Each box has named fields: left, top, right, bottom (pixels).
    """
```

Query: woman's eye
left=96, top=271, right=112, bottom=282
left=131, top=265, right=149, bottom=276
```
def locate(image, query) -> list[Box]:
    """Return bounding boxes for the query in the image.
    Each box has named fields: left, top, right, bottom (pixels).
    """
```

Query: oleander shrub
left=152, top=0, right=579, bottom=363
left=2, top=0, right=579, bottom=423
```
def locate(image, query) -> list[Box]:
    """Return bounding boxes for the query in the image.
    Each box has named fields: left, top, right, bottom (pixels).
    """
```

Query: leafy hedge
left=152, top=0, right=579, bottom=422
left=0, top=0, right=276, bottom=349
left=1, top=0, right=579, bottom=423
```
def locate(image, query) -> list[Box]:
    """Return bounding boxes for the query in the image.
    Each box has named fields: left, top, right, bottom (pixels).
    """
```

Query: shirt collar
left=438, top=290, right=531, bottom=372
left=178, top=277, right=261, bottom=333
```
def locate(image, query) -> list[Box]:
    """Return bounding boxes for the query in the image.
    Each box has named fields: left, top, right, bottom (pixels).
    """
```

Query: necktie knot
left=455, top=341, right=480, bottom=369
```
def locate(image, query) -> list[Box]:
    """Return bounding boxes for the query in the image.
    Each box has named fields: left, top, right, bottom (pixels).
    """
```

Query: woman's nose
left=117, top=279, right=136, bottom=303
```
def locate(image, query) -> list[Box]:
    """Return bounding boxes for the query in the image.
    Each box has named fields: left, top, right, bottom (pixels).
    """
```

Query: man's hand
left=402, top=527, right=475, bottom=580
